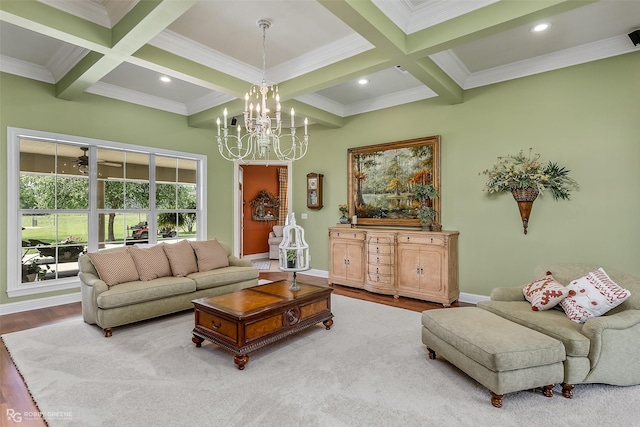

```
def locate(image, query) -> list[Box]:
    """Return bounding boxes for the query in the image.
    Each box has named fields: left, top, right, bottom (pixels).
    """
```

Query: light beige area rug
left=3, top=295, right=639, bottom=426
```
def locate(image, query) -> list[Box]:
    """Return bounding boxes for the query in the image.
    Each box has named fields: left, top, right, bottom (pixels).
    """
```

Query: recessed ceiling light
left=358, top=79, right=369, bottom=85
left=531, top=23, right=551, bottom=33
left=159, top=76, right=171, bottom=83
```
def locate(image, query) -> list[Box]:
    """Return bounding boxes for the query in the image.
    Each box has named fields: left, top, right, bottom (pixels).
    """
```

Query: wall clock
left=306, top=173, right=323, bottom=209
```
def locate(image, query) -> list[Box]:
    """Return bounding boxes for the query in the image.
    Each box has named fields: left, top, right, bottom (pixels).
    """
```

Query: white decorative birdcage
left=278, top=212, right=310, bottom=290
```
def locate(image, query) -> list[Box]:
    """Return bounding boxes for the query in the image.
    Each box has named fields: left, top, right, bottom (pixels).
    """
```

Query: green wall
left=1, top=51, right=639, bottom=307
left=292, top=51, right=640, bottom=295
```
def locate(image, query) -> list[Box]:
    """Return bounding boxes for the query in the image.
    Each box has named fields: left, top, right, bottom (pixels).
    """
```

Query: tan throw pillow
left=87, top=250, right=139, bottom=287
left=560, top=268, right=631, bottom=323
left=128, top=243, right=172, bottom=281
left=163, top=240, right=198, bottom=277
left=523, top=271, right=574, bottom=311
left=190, top=239, right=230, bottom=272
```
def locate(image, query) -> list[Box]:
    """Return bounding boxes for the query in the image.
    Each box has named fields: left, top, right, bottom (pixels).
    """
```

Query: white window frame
left=7, top=127, right=207, bottom=298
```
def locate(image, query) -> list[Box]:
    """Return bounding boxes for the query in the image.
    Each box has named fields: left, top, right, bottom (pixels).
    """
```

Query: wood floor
left=0, top=271, right=470, bottom=425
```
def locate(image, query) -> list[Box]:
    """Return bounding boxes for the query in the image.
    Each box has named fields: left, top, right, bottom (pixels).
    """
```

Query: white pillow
left=560, top=268, right=631, bottom=323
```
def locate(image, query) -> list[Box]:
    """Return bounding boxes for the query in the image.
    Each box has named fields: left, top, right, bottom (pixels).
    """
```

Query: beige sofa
left=79, top=240, right=259, bottom=337
left=268, top=225, right=284, bottom=259
left=477, top=263, right=640, bottom=395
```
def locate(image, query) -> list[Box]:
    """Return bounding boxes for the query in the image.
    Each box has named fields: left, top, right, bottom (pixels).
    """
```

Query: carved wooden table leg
left=427, top=347, right=437, bottom=360
left=323, top=319, right=334, bottom=330
left=542, top=384, right=554, bottom=397
left=103, top=328, right=112, bottom=338
left=490, top=391, right=503, bottom=408
left=561, top=382, right=574, bottom=399
left=192, top=334, right=204, bottom=348
left=234, top=355, right=249, bottom=370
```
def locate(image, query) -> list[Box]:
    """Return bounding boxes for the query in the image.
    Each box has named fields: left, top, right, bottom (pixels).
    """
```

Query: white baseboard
left=0, top=292, right=81, bottom=315
left=243, top=252, right=269, bottom=261
left=302, top=269, right=488, bottom=305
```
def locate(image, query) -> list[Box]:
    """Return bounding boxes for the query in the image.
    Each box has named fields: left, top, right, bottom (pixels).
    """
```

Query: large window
left=7, top=128, right=206, bottom=298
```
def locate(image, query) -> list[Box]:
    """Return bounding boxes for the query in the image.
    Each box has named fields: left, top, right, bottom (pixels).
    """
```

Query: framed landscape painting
left=347, top=135, right=441, bottom=227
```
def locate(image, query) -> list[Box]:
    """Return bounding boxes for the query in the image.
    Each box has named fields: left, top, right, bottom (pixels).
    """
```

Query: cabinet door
left=330, top=241, right=348, bottom=281
left=397, top=245, right=421, bottom=291
left=419, top=248, right=444, bottom=294
left=345, top=241, right=365, bottom=282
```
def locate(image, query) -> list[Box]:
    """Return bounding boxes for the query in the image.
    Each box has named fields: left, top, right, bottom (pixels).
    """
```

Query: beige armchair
left=268, top=225, right=284, bottom=259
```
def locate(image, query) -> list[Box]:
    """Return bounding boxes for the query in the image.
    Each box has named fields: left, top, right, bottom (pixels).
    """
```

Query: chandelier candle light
left=216, top=19, right=309, bottom=162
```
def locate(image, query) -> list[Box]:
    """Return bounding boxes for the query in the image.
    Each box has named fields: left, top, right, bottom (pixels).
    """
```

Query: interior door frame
left=232, top=160, right=292, bottom=258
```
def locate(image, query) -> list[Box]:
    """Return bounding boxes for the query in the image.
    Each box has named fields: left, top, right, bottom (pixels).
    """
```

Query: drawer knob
left=211, top=321, right=222, bottom=330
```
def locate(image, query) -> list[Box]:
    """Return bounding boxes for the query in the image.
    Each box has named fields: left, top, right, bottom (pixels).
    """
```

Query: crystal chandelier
left=216, top=19, right=309, bottom=162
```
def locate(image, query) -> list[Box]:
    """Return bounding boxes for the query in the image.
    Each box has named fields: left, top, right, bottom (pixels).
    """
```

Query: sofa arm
left=582, top=309, right=640, bottom=356
left=79, top=272, right=108, bottom=325
left=228, top=255, right=252, bottom=267
left=490, top=286, right=526, bottom=302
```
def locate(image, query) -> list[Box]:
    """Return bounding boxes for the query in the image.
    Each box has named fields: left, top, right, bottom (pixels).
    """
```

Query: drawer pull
left=211, top=321, right=222, bottom=330
left=376, top=267, right=379, bottom=274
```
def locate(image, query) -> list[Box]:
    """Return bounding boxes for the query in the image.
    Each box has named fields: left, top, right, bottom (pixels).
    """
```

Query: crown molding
left=186, top=92, right=235, bottom=115
left=373, top=0, right=499, bottom=34
left=295, top=93, right=345, bottom=117
left=344, top=85, right=437, bottom=117
left=0, top=55, right=54, bottom=83
left=149, top=30, right=259, bottom=84
left=86, top=81, right=188, bottom=115
left=37, top=0, right=111, bottom=28
left=464, top=34, right=636, bottom=89
left=47, top=45, right=89, bottom=82
left=429, top=50, right=470, bottom=88
left=268, top=34, right=373, bottom=83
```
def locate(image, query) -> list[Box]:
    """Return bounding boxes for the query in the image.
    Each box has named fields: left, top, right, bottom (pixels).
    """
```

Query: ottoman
left=421, top=307, right=565, bottom=407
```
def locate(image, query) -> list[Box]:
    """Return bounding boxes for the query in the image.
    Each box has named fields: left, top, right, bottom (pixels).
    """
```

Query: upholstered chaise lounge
left=478, top=263, right=640, bottom=395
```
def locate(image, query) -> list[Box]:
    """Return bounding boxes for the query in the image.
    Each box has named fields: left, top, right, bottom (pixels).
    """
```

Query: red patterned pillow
left=559, top=268, right=631, bottom=323
left=523, top=272, right=574, bottom=311
left=128, top=243, right=172, bottom=281
left=87, top=250, right=140, bottom=287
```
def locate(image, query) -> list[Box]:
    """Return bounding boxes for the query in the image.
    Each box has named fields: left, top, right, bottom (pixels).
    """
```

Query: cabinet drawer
left=196, top=311, right=237, bottom=340
left=367, top=264, right=392, bottom=275
left=366, top=272, right=393, bottom=284
left=397, top=234, right=445, bottom=246
left=368, top=254, right=393, bottom=266
left=368, top=235, right=394, bottom=245
left=367, top=243, right=393, bottom=255
left=330, top=230, right=366, bottom=240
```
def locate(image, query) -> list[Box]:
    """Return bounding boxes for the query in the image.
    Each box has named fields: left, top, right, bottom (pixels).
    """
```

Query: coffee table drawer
left=196, top=311, right=237, bottom=341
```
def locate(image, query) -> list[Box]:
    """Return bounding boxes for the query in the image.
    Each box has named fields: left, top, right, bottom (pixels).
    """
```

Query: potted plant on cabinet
left=481, top=148, right=579, bottom=234
left=412, top=184, right=440, bottom=231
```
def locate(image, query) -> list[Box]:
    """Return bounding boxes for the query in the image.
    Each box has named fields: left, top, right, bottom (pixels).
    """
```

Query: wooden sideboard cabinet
left=328, top=227, right=459, bottom=306
left=328, top=228, right=366, bottom=288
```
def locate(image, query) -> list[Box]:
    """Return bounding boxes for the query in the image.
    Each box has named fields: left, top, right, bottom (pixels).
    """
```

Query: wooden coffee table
left=192, top=280, right=333, bottom=370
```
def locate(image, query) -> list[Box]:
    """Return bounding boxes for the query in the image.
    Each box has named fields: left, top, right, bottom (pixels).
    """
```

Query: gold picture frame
left=347, top=135, right=440, bottom=227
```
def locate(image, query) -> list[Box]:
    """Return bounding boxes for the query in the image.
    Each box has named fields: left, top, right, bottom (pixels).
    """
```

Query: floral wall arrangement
left=481, top=149, right=579, bottom=234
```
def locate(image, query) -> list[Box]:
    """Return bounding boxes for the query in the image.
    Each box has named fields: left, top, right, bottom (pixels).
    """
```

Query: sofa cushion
left=477, top=300, right=590, bottom=357
left=163, top=240, right=198, bottom=277
left=523, top=272, right=574, bottom=311
left=560, top=268, right=631, bottom=323
left=128, top=243, right=172, bottom=281
left=188, top=266, right=259, bottom=290
left=88, top=250, right=139, bottom=287
left=190, top=239, right=229, bottom=272
left=96, top=276, right=196, bottom=309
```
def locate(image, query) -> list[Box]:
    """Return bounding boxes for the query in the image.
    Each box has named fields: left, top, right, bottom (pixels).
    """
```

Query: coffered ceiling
left=1, top=0, right=638, bottom=129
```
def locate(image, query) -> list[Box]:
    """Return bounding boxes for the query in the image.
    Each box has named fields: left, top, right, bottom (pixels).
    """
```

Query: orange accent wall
left=242, top=165, right=283, bottom=255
